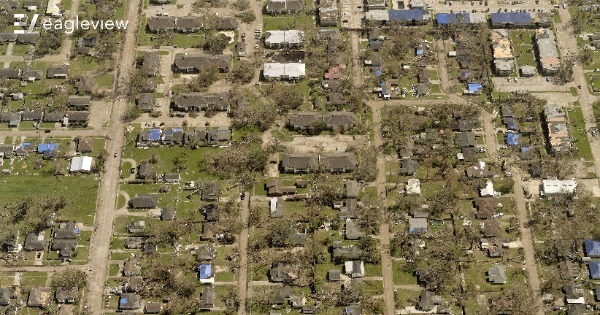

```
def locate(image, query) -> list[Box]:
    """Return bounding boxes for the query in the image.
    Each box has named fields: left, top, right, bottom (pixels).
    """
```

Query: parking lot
left=340, top=0, right=363, bottom=30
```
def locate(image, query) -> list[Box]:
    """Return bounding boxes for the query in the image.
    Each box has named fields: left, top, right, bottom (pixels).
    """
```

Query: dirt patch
left=283, top=135, right=368, bottom=153
left=271, top=51, right=305, bottom=63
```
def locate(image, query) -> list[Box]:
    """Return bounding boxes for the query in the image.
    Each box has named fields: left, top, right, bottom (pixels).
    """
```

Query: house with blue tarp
left=506, top=133, right=519, bottom=146
left=585, top=240, right=600, bottom=257
left=465, top=83, right=483, bottom=95
left=198, top=264, right=215, bottom=284
left=491, top=12, right=531, bottom=27
left=388, top=9, right=429, bottom=25
left=436, top=12, right=487, bottom=25
left=589, top=261, right=600, bottom=279
left=37, top=143, right=59, bottom=153
left=118, top=293, right=141, bottom=310
left=137, top=128, right=162, bottom=147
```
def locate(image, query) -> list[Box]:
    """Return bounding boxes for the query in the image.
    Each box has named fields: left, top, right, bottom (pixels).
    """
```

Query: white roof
left=46, top=0, right=61, bottom=16
left=263, top=63, right=306, bottom=79
left=265, top=30, right=304, bottom=45
left=270, top=197, right=278, bottom=212
left=406, top=178, right=421, bottom=195
left=480, top=180, right=495, bottom=197
left=69, top=156, right=92, bottom=172
left=541, top=179, right=576, bottom=195
left=365, top=10, right=390, bottom=21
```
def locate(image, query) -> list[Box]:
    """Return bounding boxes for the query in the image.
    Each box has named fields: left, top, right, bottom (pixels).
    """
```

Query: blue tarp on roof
left=585, top=240, right=600, bottom=257
left=506, top=133, right=520, bottom=146
left=37, top=143, right=59, bottom=153
left=467, top=83, right=483, bottom=93
left=416, top=48, right=424, bottom=55
left=491, top=12, right=531, bottom=24
left=389, top=9, right=425, bottom=21
left=148, top=129, right=161, bottom=141
left=119, top=298, right=128, bottom=305
left=589, top=261, right=600, bottom=279
left=436, top=12, right=469, bottom=24
left=22, top=142, right=30, bottom=147
left=198, top=264, right=213, bottom=279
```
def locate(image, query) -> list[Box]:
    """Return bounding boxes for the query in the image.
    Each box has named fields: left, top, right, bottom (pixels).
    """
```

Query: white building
left=46, top=0, right=62, bottom=17
left=541, top=179, right=576, bottom=196
left=69, top=156, right=93, bottom=173
left=480, top=180, right=496, bottom=197
left=264, top=30, right=304, bottom=48
left=263, top=63, right=305, bottom=81
left=405, top=178, right=421, bottom=195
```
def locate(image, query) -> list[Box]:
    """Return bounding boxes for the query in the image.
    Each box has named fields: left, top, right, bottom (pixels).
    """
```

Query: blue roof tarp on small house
left=119, top=298, right=128, bottom=305
left=389, top=9, right=425, bottom=21
left=198, top=264, right=213, bottom=280
left=585, top=240, right=600, bottom=257
left=148, top=129, right=161, bottom=141
left=436, top=13, right=450, bottom=24
left=506, top=133, right=520, bottom=146
left=467, top=83, right=483, bottom=93
left=589, top=261, right=600, bottom=279
left=491, top=12, right=531, bottom=25
left=37, top=143, right=59, bottom=153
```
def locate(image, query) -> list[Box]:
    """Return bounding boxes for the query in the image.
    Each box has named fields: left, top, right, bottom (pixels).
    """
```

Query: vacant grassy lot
left=568, top=106, right=594, bottom=161
left=263, top=15, right=314, bottom=31
left=509, top=30, right=536, bottom=72
left=0, top=176, right=99, bottom=226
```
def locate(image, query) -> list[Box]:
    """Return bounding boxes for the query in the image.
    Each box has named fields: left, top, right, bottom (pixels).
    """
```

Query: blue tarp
left=22, top=142, right=30, bottom=147
left=506, top=133, right=520, bottom=146
left=37, top=143, right=59, bottom=153
left=119, top=298, right=128, bottom=305
left=148, top=129, right=161, bottom=141
left=589, top=261, right=600, bottom=279
left=491, top=12, right=532, bottom=25
left=436, top=12, right=469, bottom=25
left=467, top=83, right=483, bottom=93
left=198, top=264, right=213, bottom=279
left=585, top=240, right=600, bottom=257
left=389, top=9, right=425, bottom=21
left=416, top=48, right=424, bottom=55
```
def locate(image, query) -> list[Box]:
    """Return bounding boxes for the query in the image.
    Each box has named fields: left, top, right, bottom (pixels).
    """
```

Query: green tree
left=203, top=33, right=230, bottom=55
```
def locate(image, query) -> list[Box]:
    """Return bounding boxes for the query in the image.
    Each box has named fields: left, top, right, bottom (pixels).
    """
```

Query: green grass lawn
left=0, top=44, right=8, bottom=56
left=263, top=15, right=314, bottom=31
left=568, top=107, right=594, bottom=161
left=21, top=272, right=48, bottom=288
left=71, top=56, right=111, bottom=76
left=509, top=30, right=536, bottom=72
left=96, top=73, right=115, bottom=89
left=11, top=44, right=31, bottom=56
left=0, top=176, right=99, bottom=226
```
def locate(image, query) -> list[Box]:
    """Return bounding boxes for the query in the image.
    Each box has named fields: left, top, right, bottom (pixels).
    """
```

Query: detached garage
left=69, top=156, right=93, bottom=173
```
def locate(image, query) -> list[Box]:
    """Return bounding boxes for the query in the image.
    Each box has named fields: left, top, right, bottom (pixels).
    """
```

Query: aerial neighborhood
left=1, top=0, right=600, bottom=314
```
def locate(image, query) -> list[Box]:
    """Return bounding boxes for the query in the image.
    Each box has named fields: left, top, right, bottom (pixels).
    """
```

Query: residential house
left=55, top=287, right=78, bottom=304
left=490, top=11, right=552, bottom=28
left=589, top=261, right=600, bottom=279
left=69, top=156, right=93, bottom=173
left=145, top=302, right=162, bottom=314
left=22, top=110, right=43, bottom=121
left=366, top=0, right=386, bottom=10
left=146, top=16, right=176, bottom=32
left=265, top=30, right=304, bottom=48
left=328, top=269, right=342, bottom=281
left=564, top=284, right=585, bottom=304
left=345, top=221, right=365, bottom=240
left=535, top=28, right=560, bottom=75
left=129, top=194, right=159, bottom=209
left=201, top=182, right=220, bottom=202
left=482, top=219, right=500, bottom=238
left=207, top=127, right=231, bottom=145
left=270, top=197, right=285, bottom=218
left=125, top=237, right=145, bottom=249
left=0, top=144, right=13, bottom=159
left=51, top=222, right=79, bottom=259
left=161, top=128, right=184, bottom=145
left=585, top=240, right=600, bottom=257
left=127, top=221, right=146, bottom=234
left=119, top=293, right=141, bottom=310
left=491, top=29, right=515, bottom=76
left=201, top=204, right=220, bottom=222
left=455, top=131, right=476, bottom=147
left=346, top=180, right=359, bottom=198
left=544, top=105, right=570, bottom=152
left=265, top=178, right=296, bottom=197
left=137, top=93, right=155, bottom=113
left=399, top=159, right=418, bottom=176
left=123, top=258, right=141, bottom=276
left=199, top=287, right=216, bottom=310
left=198, top=264, right=215, bottom=284
left=47, top=65, right=69, bottom=79
left=319, top=0, right=338, bottom=26
left=344, top=305, right=362, bottom=315
left=197, top=243, right=217, bottom=261
left=163, top=173, right=180, bottom=183
left=137, top=162, right=157, bottom=181
left=24, top=232, right=45, bottom=251
left=474, top=197, right=496, bottom=219
left=28, top=287, right=51, bottom=308
left=417, top=291, right=442, bottom=312
left=541, top=179, right=576, bottom=197
left=16, top=33, right=39, bottom=44
left=405, top=178, right=421, bottom=195
left=409, top=217, right=427, bottom=234
left=76, top=137, right=93, bottom=153
left=323, top=112, right=356, bottom=130
left=143, top=52, right=160, bottom=76
left=63, top=111, right=89, bottom=127
left=487, top=265, right=507, bottom=284
left=76, top=37, right=96, bottom=55
left=320, top=152, right=357, bottom=173
left=172, top=92, right=230, bottom=112
left=270, top=263, right=293, bottom=282
left=161, top=207, right=176, bottom=221
left=344, top=260, right=365, bottom=278
left=173, top=54, right=232, bottom=73
left=333, top=244, right=363, bottom=260
left=281, top=153, right=318, bottom=173
left=0, top=287, right=14, bottom=306
left=22, top=69, right=43, bottom=81
left=466, top=160, right=494, bottom=178
left=142, top=78, right=157, bottom=92
left=266, top=0, right=304, bottom=14
left=215, top=17, right=239, bottom=30
left=0, top=68, right=22, bottom=79
left=263, top=63, right=306, bottom=81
